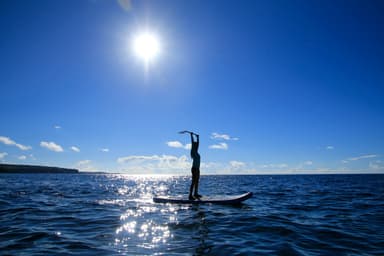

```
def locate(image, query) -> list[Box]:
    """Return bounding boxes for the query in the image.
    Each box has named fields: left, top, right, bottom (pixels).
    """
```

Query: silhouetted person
left=189, top=132, right=201, bottom=200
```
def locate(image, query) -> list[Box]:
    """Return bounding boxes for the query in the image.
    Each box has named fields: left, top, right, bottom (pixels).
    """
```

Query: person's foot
left=189, top=195, right=195, bottom=200
left=194, top=194, right=202, bottom=199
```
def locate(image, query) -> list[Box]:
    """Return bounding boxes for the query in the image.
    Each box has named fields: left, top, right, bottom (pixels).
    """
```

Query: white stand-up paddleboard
left=153, top=192, right=252, bottom=205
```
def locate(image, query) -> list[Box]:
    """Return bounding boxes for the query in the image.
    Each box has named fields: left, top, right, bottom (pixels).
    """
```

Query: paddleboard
left=153, top=192, right=252, bottom=205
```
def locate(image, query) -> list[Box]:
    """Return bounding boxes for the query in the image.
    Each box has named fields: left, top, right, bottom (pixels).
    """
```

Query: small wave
left=1, top=173, right=383, bottom=255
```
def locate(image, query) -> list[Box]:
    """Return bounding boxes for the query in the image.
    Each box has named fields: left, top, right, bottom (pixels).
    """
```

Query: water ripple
left=0, top=174, right=383, bottom=255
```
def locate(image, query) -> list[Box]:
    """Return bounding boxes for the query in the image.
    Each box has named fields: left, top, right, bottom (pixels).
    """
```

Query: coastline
left=0, top=163, right=79, bottom=174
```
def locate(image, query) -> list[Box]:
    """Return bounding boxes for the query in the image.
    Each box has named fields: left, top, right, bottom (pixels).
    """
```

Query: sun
left=132, top=32, right=160, bottom=64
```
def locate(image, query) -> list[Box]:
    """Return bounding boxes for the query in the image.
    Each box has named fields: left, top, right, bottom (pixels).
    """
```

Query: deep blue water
left=0, top=174, right=383, bottom=255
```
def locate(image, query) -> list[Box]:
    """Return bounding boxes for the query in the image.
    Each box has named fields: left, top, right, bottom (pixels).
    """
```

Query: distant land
left=0, top=163, right=79, bottom=174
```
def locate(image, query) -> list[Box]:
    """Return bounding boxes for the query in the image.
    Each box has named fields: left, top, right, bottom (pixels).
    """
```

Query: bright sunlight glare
left=132, top=32, right=160, bottom=64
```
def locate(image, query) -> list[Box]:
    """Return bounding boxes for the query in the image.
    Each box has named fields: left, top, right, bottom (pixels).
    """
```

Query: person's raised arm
left=195, top=134, right=199, bottom=149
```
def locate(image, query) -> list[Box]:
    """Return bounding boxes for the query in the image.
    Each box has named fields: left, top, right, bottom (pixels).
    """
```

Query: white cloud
left=209, top=142, right=228, bottom=150
left=294, top=161, right=314, bottom=170
left=100, top=148, right=110, bottom=152
left=18, top=155, right=27, bottom=160
left=111, top=155, right=384, bottom=175
left=117, top=155, right=157, bottom=163
left=166, top=141, right=191, bottom=150
left=78, top=160, right=91, bottom=165
left=349, top=154, right=377, bottom=161
left=54, top=125, right=61, bottom=129
left=167, top=141, right=183, bottom=148
left=0, top=136, right=32, bottom=151
left=70, top=146, right=80, bottom=152
left=0, top=152, right=8, bottom=159
left=209, top=132, right=237, bottom=150
left=369, top=160, right=383, bottom=171
left=202, top=160, right=347, bottom=175
left=201, top=161, right=291, bottom=174
left=229, top=160, right=246, bottom=170
left=343, top=154, right=377, bottom=163
left=117, top=154, right=190, bottom=174
left=261, top=163, right=288, bottom=169
left=326, top=146, right=334, bottom=150
left=211, top=132, right=239, bottom=141
left=75, top=160, right=95, bottom=171
left=40, top=141, right=64, bottom=152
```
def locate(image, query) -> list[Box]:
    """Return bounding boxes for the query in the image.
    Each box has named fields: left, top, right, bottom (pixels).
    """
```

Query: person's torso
left=192, top=153, right=200, bottom=168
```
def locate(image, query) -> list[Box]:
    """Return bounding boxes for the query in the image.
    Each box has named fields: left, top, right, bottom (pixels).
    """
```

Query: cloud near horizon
left=229, top=160, right=246, bottom=170
left=261, top=163, right=289, bottom=169
left=369, top=160, right=383, bottom=170
left=0, top=152, right=8, bottom=159
left=40, top=141, right=64, bottom=152
left=75, top=160, right=95, bottom=171
left=76, top=154, right=384, bottom=174
left=0, top=136, right=32, bottom=151
left=117, top=154, right=190, bottom=174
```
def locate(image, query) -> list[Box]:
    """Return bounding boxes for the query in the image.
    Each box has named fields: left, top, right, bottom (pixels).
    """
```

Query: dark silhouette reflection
left=191, top=205, right=212, bottom=255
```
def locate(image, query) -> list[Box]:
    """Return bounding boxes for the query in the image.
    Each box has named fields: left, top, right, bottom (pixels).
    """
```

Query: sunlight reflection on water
left=114, top=175, right=180, bottom=251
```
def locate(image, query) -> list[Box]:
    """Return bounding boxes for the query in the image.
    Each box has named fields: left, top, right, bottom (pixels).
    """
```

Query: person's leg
left=189, top=183, right=194, bottom=200
left=189, top=168, right=196, bottom=200
left=194, top=169, right=201, bottom=197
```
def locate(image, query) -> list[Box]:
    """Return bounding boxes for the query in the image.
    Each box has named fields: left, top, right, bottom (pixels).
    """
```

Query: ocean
left=0, top=173, right=383, bottom=255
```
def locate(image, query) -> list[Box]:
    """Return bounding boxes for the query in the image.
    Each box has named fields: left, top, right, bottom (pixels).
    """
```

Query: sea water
left=0, top=173, right=383, bottom=255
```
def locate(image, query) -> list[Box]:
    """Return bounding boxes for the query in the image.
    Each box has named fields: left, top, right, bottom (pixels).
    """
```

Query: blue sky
left=1, top=0, right=383, bottom=174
